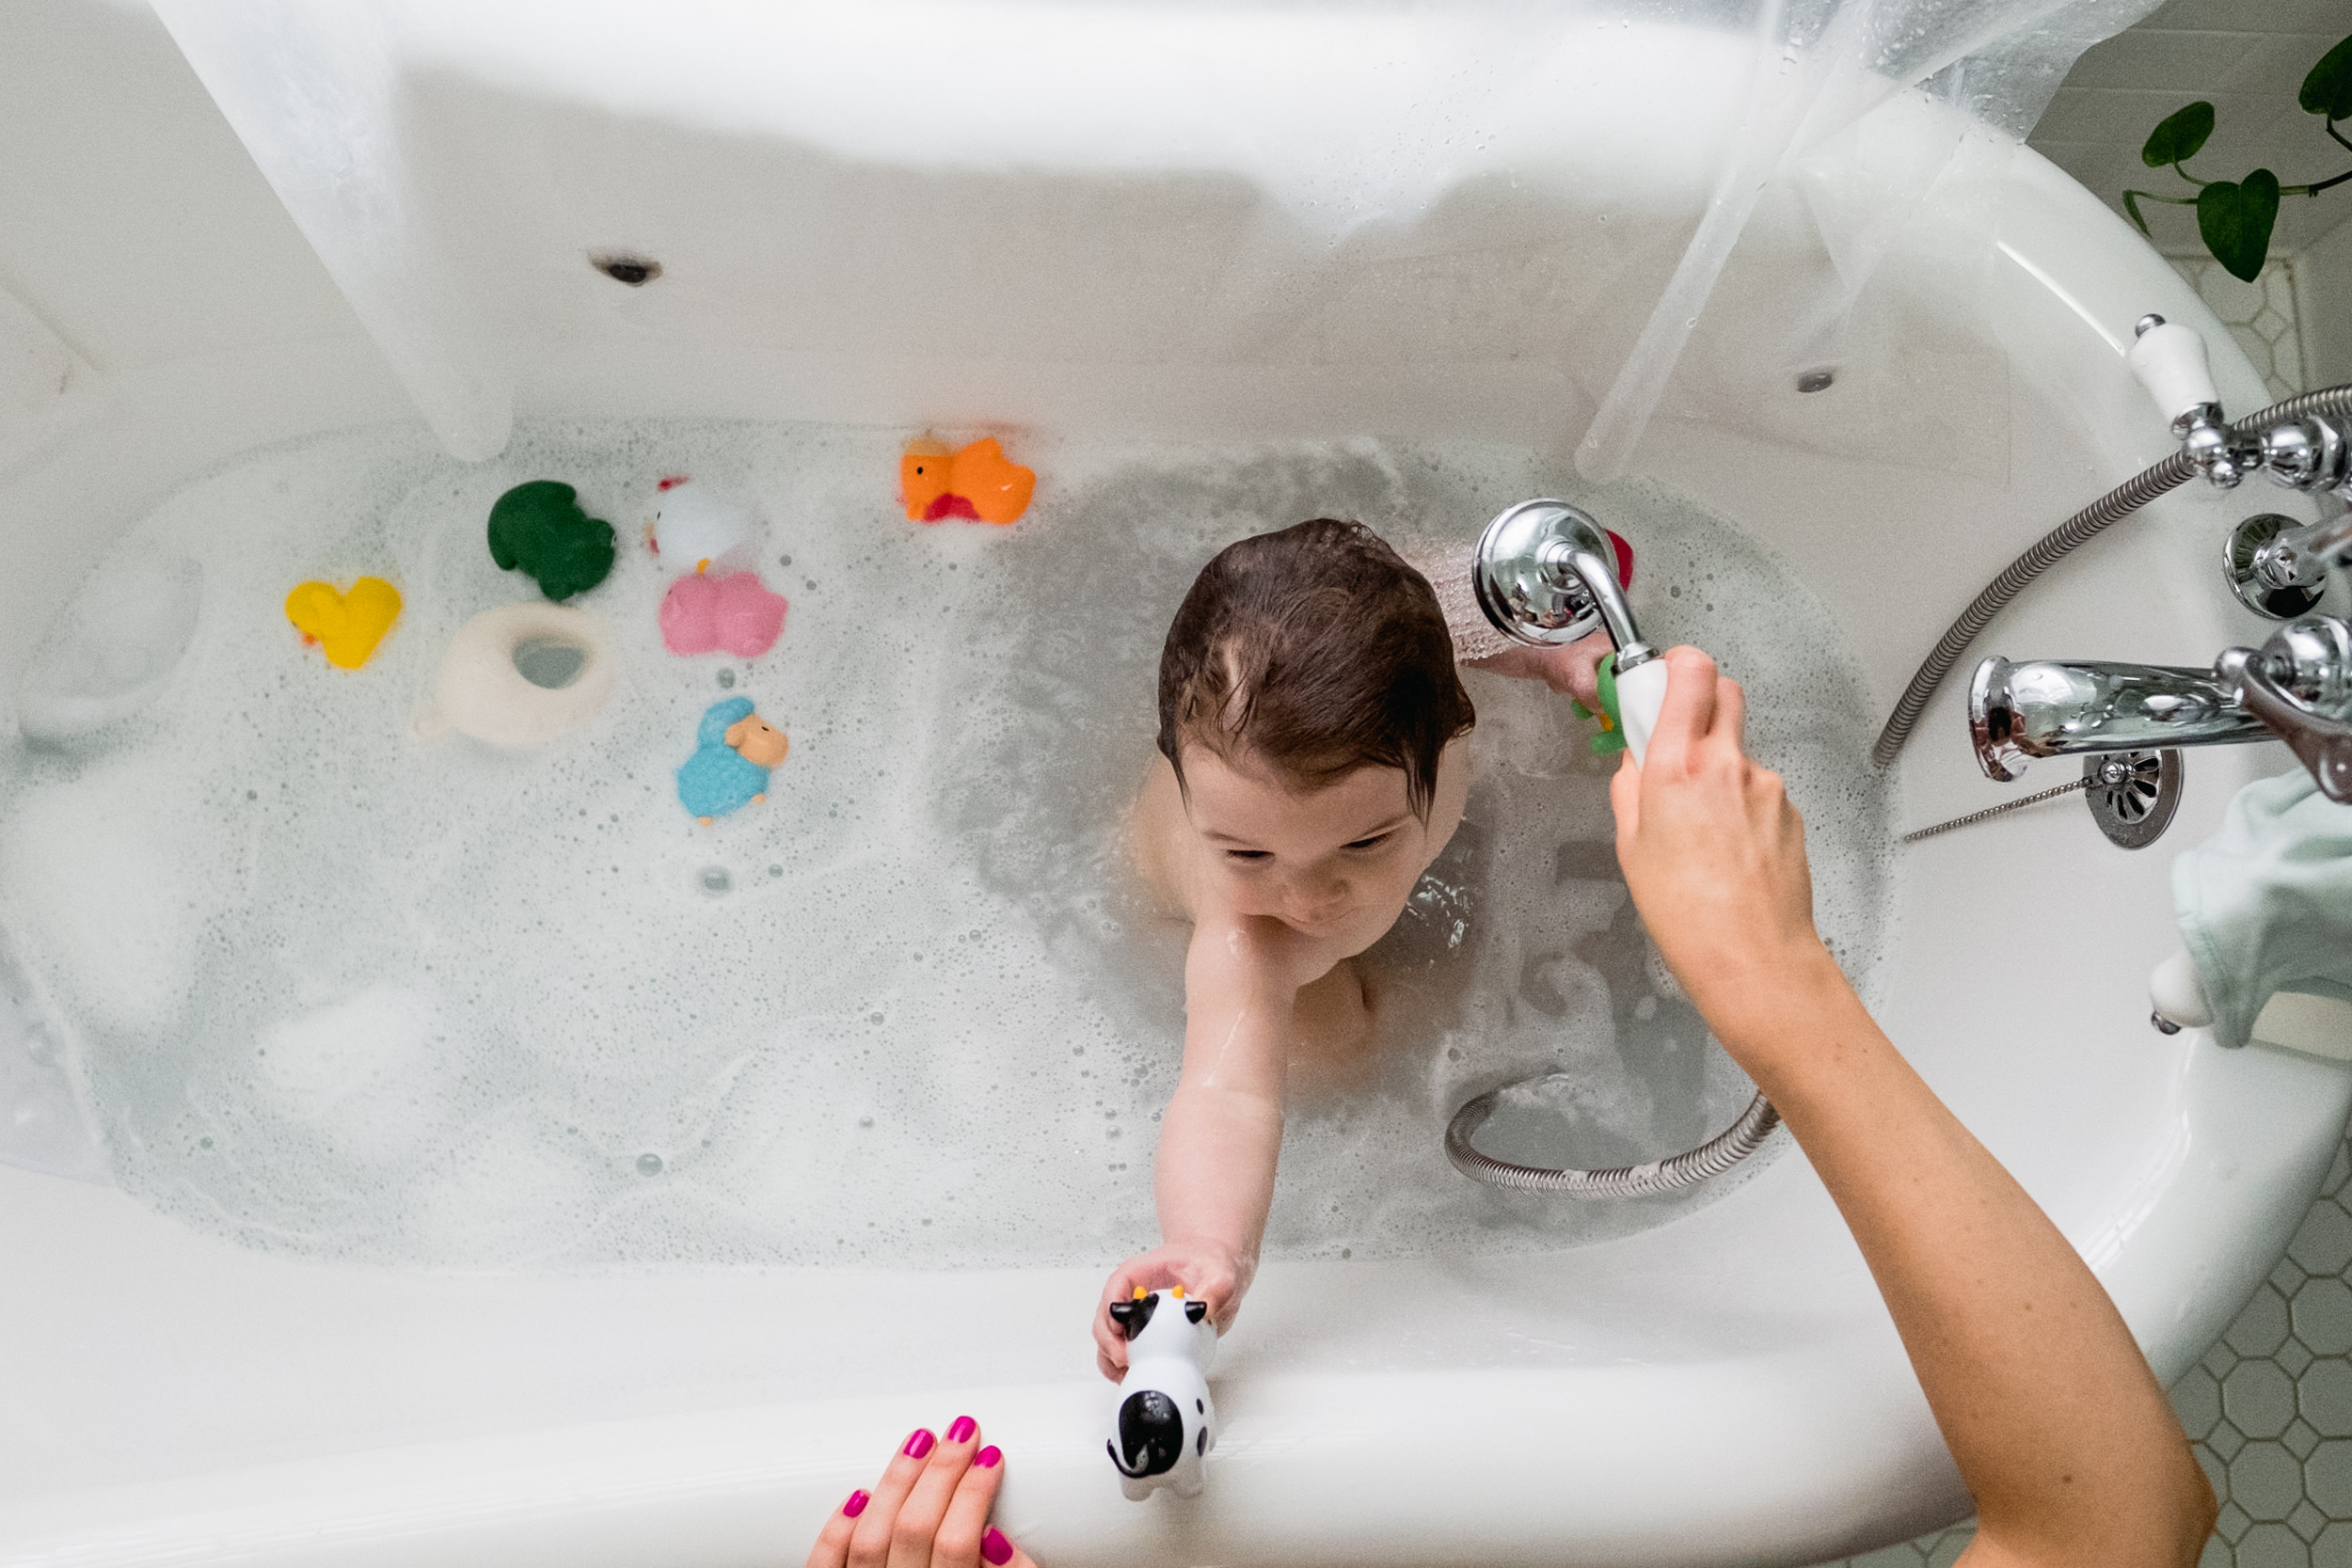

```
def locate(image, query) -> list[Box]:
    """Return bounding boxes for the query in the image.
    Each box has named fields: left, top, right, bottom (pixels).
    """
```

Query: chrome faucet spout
left=1968, top=657, right=2267, bottom=782
left=1970, top=615, right=2352, bottom=803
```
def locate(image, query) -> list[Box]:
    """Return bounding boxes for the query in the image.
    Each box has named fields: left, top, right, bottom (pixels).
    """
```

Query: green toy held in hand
left=1572, top=651, right=1629, bottom=756
left=487, top=481, right=616, bottom=601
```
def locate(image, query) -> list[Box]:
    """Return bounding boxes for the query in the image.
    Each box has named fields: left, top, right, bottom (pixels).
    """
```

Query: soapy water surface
left=0, top=422, right=1893, bottom=1267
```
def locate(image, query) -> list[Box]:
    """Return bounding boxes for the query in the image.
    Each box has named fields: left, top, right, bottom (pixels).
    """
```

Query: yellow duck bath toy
left=285, top=577, right=402, bottom=670
left=900, top=436, right=1034, bottom=525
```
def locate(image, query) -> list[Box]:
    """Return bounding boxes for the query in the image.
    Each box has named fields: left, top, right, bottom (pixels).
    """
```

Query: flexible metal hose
left=1871, top=384, right=2352, bottom=768
left=1445, top=1083, right=1781, bottom=1196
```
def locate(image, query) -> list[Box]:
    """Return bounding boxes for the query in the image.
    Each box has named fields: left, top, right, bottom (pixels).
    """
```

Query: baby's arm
left=1092, top=913, right=1304, bottom=1380
left=1467, top=631, right=1613, bottom=708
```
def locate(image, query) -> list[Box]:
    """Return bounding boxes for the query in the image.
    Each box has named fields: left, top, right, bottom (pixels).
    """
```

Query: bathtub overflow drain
left=590, top=251, right=662, bottom=287
left=2084, top=749, right=2179, bottom=849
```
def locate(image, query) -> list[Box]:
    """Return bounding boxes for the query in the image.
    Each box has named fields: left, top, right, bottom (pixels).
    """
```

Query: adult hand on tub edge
left=811, top=647, right=2215, bottom=1568
left=805, top=1417, right=1036, bottom=1568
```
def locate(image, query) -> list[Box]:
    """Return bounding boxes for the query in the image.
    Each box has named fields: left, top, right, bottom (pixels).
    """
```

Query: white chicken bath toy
left=1105, top=1287, right=1217, bottom=1500
left=649, top=477, right=755, bottom=574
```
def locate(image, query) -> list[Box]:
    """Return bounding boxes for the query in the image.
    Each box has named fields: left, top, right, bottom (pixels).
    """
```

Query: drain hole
left=2085, top=750, right=2181, bottom=849
left=590, top=252, right=662, bottom=287
left=513, top=637, right=587, bottom=689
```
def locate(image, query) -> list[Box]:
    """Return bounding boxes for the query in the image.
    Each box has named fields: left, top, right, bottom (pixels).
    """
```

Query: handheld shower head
left=1472, top=499, right=1667, bottom=765
left=1472, top=499, right=1654, bottom=667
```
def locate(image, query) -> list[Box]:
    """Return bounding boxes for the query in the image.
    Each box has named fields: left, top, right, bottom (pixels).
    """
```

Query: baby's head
left=1157, top=521, right=1474, bottom=941
left=1158, top=518, right=1472, bottom=811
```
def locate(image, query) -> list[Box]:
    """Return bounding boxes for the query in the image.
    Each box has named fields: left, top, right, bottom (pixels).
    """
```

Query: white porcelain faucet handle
left=2127, top=318, right=2220, bottom=429
left=2150, top=948, right=2212, bottom=1031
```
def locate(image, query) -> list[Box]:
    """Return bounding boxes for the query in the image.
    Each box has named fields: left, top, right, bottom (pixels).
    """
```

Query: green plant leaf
left=2143, top=101, right=2215, bottom=167
left=2199, top=170, right=2280, bottom=283
left=2301, top=33, right=2352, bottom=120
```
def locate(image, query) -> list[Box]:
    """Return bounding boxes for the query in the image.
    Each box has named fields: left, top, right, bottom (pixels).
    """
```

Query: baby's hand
left=1092, top=1239, right=1249, bottom=1382
left=1468, top=629, right=1613, bottom=709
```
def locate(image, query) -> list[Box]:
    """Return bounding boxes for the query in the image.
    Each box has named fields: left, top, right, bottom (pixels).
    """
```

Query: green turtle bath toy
left=487, top=481, right=616, bottom=601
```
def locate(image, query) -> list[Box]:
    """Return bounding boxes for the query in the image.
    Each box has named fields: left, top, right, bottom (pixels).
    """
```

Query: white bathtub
left=3, top=3, right=2347, bottom=1564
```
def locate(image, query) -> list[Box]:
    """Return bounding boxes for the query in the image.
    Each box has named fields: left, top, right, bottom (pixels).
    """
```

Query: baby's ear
left=723, top=719, right=749, bottom=748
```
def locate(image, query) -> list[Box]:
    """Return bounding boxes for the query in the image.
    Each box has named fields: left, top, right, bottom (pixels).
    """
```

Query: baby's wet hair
left=1157, top=518, right=1474, bottom=820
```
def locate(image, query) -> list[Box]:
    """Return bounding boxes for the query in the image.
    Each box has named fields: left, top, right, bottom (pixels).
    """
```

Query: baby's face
left=1178, top=742, right=1459, bottom=954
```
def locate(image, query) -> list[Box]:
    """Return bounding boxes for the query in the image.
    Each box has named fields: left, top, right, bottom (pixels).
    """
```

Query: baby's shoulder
left=1129, top=755, right=1205, bottom=922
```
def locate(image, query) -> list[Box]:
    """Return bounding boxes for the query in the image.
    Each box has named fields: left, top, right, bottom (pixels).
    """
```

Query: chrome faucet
left=1970, top=615, right=2352, bottom=803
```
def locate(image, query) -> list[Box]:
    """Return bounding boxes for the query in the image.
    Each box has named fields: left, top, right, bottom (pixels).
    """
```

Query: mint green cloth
left=2175, top=768, right=2352, bottom=1051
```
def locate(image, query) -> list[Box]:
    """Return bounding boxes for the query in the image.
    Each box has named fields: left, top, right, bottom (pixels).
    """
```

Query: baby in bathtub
left=1096, top=517, right=1608, bottom=1379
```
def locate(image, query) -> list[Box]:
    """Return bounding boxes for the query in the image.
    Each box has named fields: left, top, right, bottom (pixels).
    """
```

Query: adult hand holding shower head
left=1451, top=502, right=1780, bottom=1196
left=1472, top=499, right=1671, bottom=765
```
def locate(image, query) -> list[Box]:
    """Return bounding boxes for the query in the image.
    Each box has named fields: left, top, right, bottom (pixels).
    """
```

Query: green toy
left=1571, top=652, right=1629, bottom=756
left=487, top=481, right=616, bottom=602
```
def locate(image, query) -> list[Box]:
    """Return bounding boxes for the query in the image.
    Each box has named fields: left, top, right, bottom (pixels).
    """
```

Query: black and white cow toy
left=1104, top=1287, right=1216, bottom=1500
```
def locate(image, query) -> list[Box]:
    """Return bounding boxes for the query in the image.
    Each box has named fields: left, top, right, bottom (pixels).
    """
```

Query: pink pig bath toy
left=660, top=571, right=787, bottom=657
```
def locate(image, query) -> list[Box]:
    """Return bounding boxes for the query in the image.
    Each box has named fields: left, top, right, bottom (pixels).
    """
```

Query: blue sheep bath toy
left=676, top=696, right=789, bottom=824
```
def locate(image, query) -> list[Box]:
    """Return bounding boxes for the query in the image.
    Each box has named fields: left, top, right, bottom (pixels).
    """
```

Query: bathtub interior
left=0, top=416, right=1909, bottom=1273
left=5, top=2, right=2352, bottom=1565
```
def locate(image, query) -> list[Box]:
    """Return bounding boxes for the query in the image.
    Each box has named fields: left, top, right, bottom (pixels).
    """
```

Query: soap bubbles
left=0, top=421, right=1889, bottom=1268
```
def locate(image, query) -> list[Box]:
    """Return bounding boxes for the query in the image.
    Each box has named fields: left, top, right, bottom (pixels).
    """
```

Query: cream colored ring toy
left=422, top=603, right=617, bottom=746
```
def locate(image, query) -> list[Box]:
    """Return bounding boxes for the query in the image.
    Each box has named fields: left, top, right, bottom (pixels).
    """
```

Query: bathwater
left=0, top=422, right=1893, bottom=1265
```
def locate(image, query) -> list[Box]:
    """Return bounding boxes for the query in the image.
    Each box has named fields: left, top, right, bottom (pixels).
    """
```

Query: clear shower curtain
left=148, top=0, right=2163, bottom=467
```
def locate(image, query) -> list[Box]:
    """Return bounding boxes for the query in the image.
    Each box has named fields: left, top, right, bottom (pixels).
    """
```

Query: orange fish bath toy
left=900, top=436, right=1034, bottom=525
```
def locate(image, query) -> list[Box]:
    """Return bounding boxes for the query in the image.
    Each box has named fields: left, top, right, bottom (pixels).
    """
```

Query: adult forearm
left=1716, top=954, right=2212, bottom=1567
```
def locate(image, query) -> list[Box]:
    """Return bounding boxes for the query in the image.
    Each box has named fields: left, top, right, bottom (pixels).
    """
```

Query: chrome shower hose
left=1445, top=1084, right=1782, bottom=1196
left=1871, top=383, right=2352, bottom=768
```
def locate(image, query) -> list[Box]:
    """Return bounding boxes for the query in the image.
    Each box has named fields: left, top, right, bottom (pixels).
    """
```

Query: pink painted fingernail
left=842, top=1489, right=869, bottom=1518
left=947, top=1415, right=977, bottom=1444
left=903, top=1428, right=935, bottom=1459
left=981, top=1526, right=1014, bottom=1565
left=975, top=1445, right=1002, bottom=1468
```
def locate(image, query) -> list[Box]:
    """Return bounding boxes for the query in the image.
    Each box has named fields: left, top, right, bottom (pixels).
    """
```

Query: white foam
left=0, top=422, right=1894, bottom=1267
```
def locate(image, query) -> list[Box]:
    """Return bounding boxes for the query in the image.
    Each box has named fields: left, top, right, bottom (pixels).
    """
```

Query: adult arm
left=1090, top=914, right=1296, bottom=1379
left=1616, top=648, right=2215, bottom=1568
